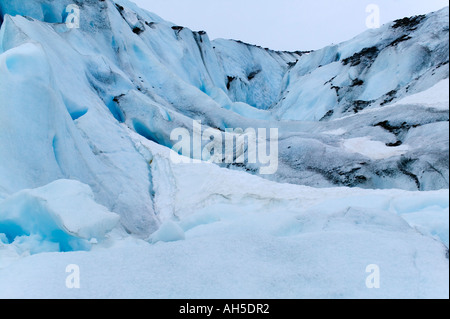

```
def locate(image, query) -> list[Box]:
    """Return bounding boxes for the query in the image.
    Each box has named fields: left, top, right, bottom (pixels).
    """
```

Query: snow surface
left=0, top=134, right=448, bottom=299
left=342, top=137, right=409, bottom=160
left=0, top=0, right=448, bottom=299
left=391, top=78, right=449, bottom=110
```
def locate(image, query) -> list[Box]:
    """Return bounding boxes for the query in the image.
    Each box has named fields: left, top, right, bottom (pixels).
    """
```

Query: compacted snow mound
left=342, top=137, right=410, bottom=160
left=391, top=78, right=450, bottom=110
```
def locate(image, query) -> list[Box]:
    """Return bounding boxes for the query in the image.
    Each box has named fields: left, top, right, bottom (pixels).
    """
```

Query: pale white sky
left=132, top=0, right=449, bottom=51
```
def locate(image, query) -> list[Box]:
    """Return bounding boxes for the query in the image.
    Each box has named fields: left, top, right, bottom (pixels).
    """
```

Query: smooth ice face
left=0, top=180, right=119, bottom=256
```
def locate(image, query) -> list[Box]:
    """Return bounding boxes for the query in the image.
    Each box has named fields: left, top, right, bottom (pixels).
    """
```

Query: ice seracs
left=0, top=0, right=448, bottom=298
left=0, top=1, right=447, bottom=197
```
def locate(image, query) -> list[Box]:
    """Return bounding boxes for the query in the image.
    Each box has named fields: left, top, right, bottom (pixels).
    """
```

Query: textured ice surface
left=0, top=0, right=448, bottom=298
left=0, top=1, right=447, bottom=199
left=0, top=141, right=448, bottom=298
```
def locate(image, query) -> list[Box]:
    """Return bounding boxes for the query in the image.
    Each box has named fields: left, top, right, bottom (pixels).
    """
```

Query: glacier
left=0, top=0, right=448, bottom=298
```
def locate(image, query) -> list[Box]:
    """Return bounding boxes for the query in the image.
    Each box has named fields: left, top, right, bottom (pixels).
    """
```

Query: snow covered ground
left=391, top=78, right=449, bottom=110
left=0, top=0, right=448, bottom=299
left=0, top=135, right=448, bottom=299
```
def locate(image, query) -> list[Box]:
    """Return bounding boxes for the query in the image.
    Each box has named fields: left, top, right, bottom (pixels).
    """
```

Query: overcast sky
left=132, top=0, right=449, bottom=51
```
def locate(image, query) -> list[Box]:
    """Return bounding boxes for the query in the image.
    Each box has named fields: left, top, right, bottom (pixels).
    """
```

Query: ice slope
left=0, top=136, right=448, bottom=298
left=0, top=5, right=159, bottom=237
left=0, top=0, right=448, bottom=195
left=275, top=9, right=449, bottom=121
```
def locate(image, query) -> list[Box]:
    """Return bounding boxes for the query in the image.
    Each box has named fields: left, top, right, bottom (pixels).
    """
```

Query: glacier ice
left=0, top=144, right=448, bottom=298
left=150, top=220, right=185, bottom=243
left=0, top=0, right=448, bottom=298
left=1, top=0, right=447, bottom=195
left=0, top=180, right=119, bottom=269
